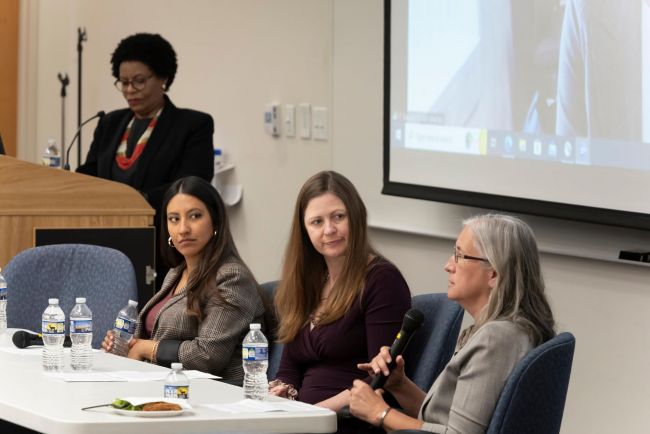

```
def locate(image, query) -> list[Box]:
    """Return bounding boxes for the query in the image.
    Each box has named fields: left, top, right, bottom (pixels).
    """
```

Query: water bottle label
left=114, top=316, right=136, bottom=334
left=48, top=156, right=61, bottom=167
left=164, top=385, right=189, bottom=399
left=242, top=345, right=268, bottom=361
left=42, top=320, right=65, bottom=335
left=70, top=319, right=92, bottom=334
left=0, top=286, right=6, bottom=301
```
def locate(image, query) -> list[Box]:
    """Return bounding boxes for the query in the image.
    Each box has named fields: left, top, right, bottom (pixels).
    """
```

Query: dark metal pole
left=77, top=27, right=87, bottom=167
left=57, top=73, right=69, bottom=168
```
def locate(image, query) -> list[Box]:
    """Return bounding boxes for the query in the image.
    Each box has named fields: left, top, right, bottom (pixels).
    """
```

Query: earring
left=213, top=230, right=217, bottom=237
left=168, top=236, right=175, bottom=248
left=161, top=83, right=167, bottom=90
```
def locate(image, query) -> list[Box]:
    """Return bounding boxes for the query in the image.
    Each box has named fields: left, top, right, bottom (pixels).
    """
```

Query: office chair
left=260, top=280, right=283, bottom=380
left=392, top=332, right=576, bottom=434
left=485, top=331, right=575, bottom=434
left=403, top=292, right=464, bottom=391
left=4, top=244, right=138, bottom=348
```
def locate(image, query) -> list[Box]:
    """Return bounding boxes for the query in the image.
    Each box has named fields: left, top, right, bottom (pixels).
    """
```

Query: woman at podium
left=77, top=33, right=214, bottom=287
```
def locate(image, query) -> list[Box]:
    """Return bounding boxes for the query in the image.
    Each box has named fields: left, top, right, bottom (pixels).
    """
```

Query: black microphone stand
left=76, top=27, right=87, bottom=167
left=57, top=73, right=69, bottom=168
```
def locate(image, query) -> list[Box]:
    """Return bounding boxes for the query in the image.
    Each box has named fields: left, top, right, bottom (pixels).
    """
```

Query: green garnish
left=111, top=399, right=144, bottom=411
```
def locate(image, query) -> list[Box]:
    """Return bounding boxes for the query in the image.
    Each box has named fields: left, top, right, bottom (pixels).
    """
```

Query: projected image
left=386, top=0, right=650, bottom=221
left=392, top=0, right=650, bottom=171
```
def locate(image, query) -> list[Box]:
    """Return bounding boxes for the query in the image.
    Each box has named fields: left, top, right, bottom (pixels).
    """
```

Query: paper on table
left=46, top=371, right=119, bottom=382
left=45, top=370, right=220, bottom=382
left=0, top=347, right=101, bottom=355
left=205, top=399, right=330, bottom=414
left=111, top=370, right=220, bottom=381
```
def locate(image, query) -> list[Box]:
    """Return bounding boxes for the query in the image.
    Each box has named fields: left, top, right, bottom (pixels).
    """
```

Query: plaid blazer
left=135, top=257, right=265, bottom=384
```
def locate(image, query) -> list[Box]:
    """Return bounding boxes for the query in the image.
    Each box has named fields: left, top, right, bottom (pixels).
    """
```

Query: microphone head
left=12, top=330, right=35, bottom=349
left=402, top=308, right=425, bottom=333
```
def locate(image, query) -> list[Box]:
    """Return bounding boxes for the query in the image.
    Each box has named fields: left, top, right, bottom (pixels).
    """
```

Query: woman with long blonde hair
left=269, top=171, right=411, bottom=411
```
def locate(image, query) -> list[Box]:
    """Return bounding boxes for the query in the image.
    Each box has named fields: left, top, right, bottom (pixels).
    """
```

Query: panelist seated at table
left=269, top=171, right=411, bottom=411
left=102, top=176, right=268, bottom=384
left=349, top=214, right=556, bottom=434
left=76, top=32, right=214, bottom=287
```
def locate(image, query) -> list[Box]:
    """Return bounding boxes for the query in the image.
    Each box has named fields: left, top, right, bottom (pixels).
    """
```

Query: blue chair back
left=486, top=332, right=576, bottom=434
left=260, top=280, right=283, bottom=380
left=4, top=244, right=138, bottom=348
left=403, top=293, right=464, bottom=391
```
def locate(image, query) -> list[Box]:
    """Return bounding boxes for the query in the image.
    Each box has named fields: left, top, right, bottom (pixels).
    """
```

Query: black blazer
left=77, top=96, right=214, bottom=215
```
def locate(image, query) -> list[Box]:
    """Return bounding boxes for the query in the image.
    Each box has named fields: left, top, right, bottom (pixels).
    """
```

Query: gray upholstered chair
left=392, top=331, right=576, bottom=434
left=4, top=244, right=138, bottom=348
left=260, top=280, right=283, bottom=380
left=403, top=292, right=464, bottom=391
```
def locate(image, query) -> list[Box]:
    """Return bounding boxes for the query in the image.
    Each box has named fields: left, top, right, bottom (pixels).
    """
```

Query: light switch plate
left=284, top=104, right=295, bottom=137
left=312, top=106, right=328, bottom=141
left=299, top=103, right=311, bottom=139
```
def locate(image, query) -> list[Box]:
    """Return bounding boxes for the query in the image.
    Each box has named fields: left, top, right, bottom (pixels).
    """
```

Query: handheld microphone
left=369, top=308, right=424, bottom=390
left=63, top=111, right=105, bottom=170
left=12, top=330, right=72, bottom=348
left=337, top=308, right=425, bottom=420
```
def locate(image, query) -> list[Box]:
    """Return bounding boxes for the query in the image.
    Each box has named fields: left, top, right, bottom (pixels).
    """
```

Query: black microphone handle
left=63, top=111, right=104, bottom=170
left=370, top=331, right=417, bottom=390
left=12, top=330, right=72, bottom=348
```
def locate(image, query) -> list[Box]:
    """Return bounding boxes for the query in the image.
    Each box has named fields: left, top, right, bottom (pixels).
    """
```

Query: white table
left=0, top=330, right=336, bottom=434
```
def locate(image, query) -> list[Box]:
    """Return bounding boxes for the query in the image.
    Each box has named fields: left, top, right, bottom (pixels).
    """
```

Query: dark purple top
left=275, top=258, right=411, bottom=404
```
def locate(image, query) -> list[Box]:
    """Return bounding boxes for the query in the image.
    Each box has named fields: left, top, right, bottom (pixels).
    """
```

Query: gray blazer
left=419, top=320, right=532, bottom=434
left=135, top=257, right=265, bottom=384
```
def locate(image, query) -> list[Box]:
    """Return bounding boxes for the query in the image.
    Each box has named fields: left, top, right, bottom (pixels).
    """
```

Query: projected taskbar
left=392, top=122, right=650, bottom=171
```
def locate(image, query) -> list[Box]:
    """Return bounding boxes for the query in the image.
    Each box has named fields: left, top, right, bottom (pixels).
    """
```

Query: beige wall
left=18, top=1, right=650, bottom=433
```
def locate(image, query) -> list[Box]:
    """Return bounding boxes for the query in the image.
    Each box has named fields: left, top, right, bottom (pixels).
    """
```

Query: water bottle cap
left=171, top=362, right=183, bottom=370
left=49, top=298, right=59, bottom=305
left=128, top=300, right=138, bottom=307
left=249, top=323, right=261, bottom=330
left=76, top=297, right=86, bottom=303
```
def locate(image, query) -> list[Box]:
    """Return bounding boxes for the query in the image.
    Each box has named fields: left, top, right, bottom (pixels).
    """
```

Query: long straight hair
left=459, top=214, right=555, bottom=348
left=160, top=176, right=250, bottom=321
left=275, top=171, right=376, bottom=342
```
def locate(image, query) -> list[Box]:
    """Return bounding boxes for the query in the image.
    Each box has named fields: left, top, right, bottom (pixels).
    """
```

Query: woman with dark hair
left=77, top=33, right=214, bottom=286
left=349, top=214, right=556, bottom=433
left=102, top=176, right=267, bottom=384
left=269, top=171, right=411, bottom=411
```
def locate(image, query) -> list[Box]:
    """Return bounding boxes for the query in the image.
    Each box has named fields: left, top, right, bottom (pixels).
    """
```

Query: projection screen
left=383, top=0, right=650, bottom=230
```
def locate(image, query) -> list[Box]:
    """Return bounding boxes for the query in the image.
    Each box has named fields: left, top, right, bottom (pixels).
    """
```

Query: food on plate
left=142, top=401, right=183, bottom=411
left=111, top=398, right=182, bottom=412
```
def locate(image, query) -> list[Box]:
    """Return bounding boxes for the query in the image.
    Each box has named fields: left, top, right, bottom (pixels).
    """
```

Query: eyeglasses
left=452, top=246, right=488, bottom=264
left=114, top=74, right=154, bottom=92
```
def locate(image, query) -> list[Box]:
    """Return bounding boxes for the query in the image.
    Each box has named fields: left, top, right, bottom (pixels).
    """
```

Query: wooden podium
left=0, top=155, right=156, bottom=302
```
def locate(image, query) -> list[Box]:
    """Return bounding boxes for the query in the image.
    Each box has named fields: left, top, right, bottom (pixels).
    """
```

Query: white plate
left=112, top=408, right=191, bottom=418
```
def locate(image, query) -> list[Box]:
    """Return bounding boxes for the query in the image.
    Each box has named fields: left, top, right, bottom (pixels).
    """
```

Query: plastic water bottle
left=214, top=147, right=223, bottom=171
left=242, top=323, right=268, bottom=400
left=0, top=268, right=6, bottom=334
left=111, top=300, right=138, bottom=357
left=42, top=138, right=61, bottom=168
left=164, top=363, right=190, bottom=399
left=42, top=298, right=65, bottom=371
left=70, top=297, right=93, bottom=371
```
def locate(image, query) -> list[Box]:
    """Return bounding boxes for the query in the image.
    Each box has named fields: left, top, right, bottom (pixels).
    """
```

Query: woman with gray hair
left=349, top=214, right=555, bottom=434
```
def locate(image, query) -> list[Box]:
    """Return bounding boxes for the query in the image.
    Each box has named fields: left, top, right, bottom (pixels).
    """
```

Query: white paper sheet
left=205, top=399, right=330, bottom=414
